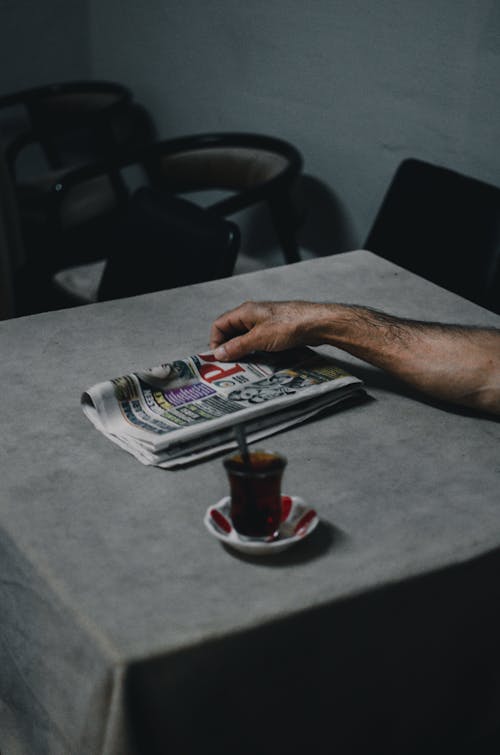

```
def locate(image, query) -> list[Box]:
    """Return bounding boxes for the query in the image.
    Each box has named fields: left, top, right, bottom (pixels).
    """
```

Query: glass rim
left=223, top=447, right=287, bottom=476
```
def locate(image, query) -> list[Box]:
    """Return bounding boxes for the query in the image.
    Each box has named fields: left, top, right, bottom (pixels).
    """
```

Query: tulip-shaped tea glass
left=223, top=449, right=287, bottom=540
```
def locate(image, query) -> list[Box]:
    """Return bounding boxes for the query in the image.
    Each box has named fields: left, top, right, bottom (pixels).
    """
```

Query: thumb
left=213, top=331, right=262, bottom=362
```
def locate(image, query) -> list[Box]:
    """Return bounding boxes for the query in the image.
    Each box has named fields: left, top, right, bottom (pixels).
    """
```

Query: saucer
left=204, top=495, right=319, bottom=556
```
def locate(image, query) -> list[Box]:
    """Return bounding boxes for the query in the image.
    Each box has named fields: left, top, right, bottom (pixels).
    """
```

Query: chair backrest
left=146, top=132, right=303, bottom=216
left=365, top=158, right=500, bottom=313
left=96, top=187, right=240, bottom=302
left=1, top=81, right=155, bottom=176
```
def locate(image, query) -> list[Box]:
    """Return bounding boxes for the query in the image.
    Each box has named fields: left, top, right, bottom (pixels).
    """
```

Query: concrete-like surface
left=1, top=251, right=499, bottom=753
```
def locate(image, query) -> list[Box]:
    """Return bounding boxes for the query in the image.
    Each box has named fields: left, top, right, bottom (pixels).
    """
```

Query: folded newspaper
left=82, top=348, right=366, bottom=468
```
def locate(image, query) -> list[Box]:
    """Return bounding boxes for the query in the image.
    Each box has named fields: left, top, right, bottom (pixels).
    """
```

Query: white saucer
left=204, top=495, right=319, bottom=556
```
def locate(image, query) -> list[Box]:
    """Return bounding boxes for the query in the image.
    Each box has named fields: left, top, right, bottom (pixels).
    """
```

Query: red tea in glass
left=223, top=449, right=287, bottom=539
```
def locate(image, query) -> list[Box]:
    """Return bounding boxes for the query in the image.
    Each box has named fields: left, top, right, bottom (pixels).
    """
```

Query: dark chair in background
left=18, top=132, right=303, bottom=312
left=1, top=81, right=156, bottom=241
left=0, top=80, right=155, bottom=176
left=146, top=132, right=304, bottom=265
left=0, top=80, right=158, bottom=314
left=365, top=158, right=500, bottom=314
left=54, top=188, right=240, bottom=306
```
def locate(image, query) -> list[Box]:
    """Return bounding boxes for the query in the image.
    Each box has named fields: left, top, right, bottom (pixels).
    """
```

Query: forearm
left=311, top=303, right=500, bottom=414
left=210, top=300, right=500, bottom=415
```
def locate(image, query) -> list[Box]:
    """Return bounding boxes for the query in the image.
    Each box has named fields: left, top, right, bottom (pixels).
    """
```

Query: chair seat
left=52, top=188, right=240, bottom=305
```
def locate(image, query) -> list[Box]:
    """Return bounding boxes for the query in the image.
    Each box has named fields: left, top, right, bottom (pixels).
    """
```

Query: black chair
left=0, top=81, right=158, bottom=314
left=0, top=80, right=155, bottom=176
left=52, top=187, right=240, bottom=305
left=145, top=132, right=304, bottom=265
left=20, top=132, right=303, bottom=312
left=365, top=158, right=500, bottom=313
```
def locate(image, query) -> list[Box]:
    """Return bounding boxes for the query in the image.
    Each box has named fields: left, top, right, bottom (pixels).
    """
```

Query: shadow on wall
left=297, top=174, right=359, bottom=257
left=234, top=173, right=358, bottom=273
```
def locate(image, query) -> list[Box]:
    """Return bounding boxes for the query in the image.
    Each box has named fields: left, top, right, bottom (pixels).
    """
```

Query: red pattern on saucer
left=204, top=495, right=319, bottom=556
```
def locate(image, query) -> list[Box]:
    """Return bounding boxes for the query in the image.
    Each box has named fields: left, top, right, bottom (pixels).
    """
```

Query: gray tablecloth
left=1, top=251, right=499, bottom=754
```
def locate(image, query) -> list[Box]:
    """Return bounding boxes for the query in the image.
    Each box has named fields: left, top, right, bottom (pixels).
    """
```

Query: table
left=1, top=251, right=499, bottom=755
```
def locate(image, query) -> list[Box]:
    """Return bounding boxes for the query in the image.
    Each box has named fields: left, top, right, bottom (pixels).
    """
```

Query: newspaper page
left=82, top=348, right=366, bottom=468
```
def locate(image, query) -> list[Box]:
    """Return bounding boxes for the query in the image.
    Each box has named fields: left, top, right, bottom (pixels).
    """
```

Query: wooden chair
left=53, top=188, right=241, bottom=305
left=0, top=81, right=158, bottom=314
left=0, top=80, right=154, bottom=175
left=17, top=132, right=303, bottom=312
left=145, top=132, right=304, bottom=265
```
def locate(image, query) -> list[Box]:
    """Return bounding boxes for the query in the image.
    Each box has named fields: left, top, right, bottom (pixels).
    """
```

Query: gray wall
left=0, top=0, right=90, bottom=93
left=89, top=0, right=500, bottom=253
left=3, top=0, right=500, bottom=256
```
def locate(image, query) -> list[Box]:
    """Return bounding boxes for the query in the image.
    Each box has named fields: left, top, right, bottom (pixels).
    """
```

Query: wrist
left=306, top=303, right=358, bottom=346
left=310, top=303, right=412, bottom=364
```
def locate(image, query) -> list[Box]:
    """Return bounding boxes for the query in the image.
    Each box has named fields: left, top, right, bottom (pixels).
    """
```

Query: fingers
left=213, top=328, right=266, bottom=361
left=209, top=300, right=315, bottom=361
left=214, top=318, right=274, bottom=362
left=209, top=302, right=260, bottom=350
left=209, top=310, right=240, bottom=349
left=209, top=321, right=233, bottom=350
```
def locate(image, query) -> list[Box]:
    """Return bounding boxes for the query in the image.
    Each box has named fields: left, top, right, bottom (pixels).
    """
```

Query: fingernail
left=214, top=345, right=227, bottom=360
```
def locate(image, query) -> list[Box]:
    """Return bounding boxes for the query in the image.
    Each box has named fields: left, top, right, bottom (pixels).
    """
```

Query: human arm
left=209, top=301, right=500, bottom=415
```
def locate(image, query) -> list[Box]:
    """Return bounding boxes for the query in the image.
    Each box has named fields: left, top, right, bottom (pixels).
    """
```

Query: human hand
left=209, top=300, right=326, bottom=361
